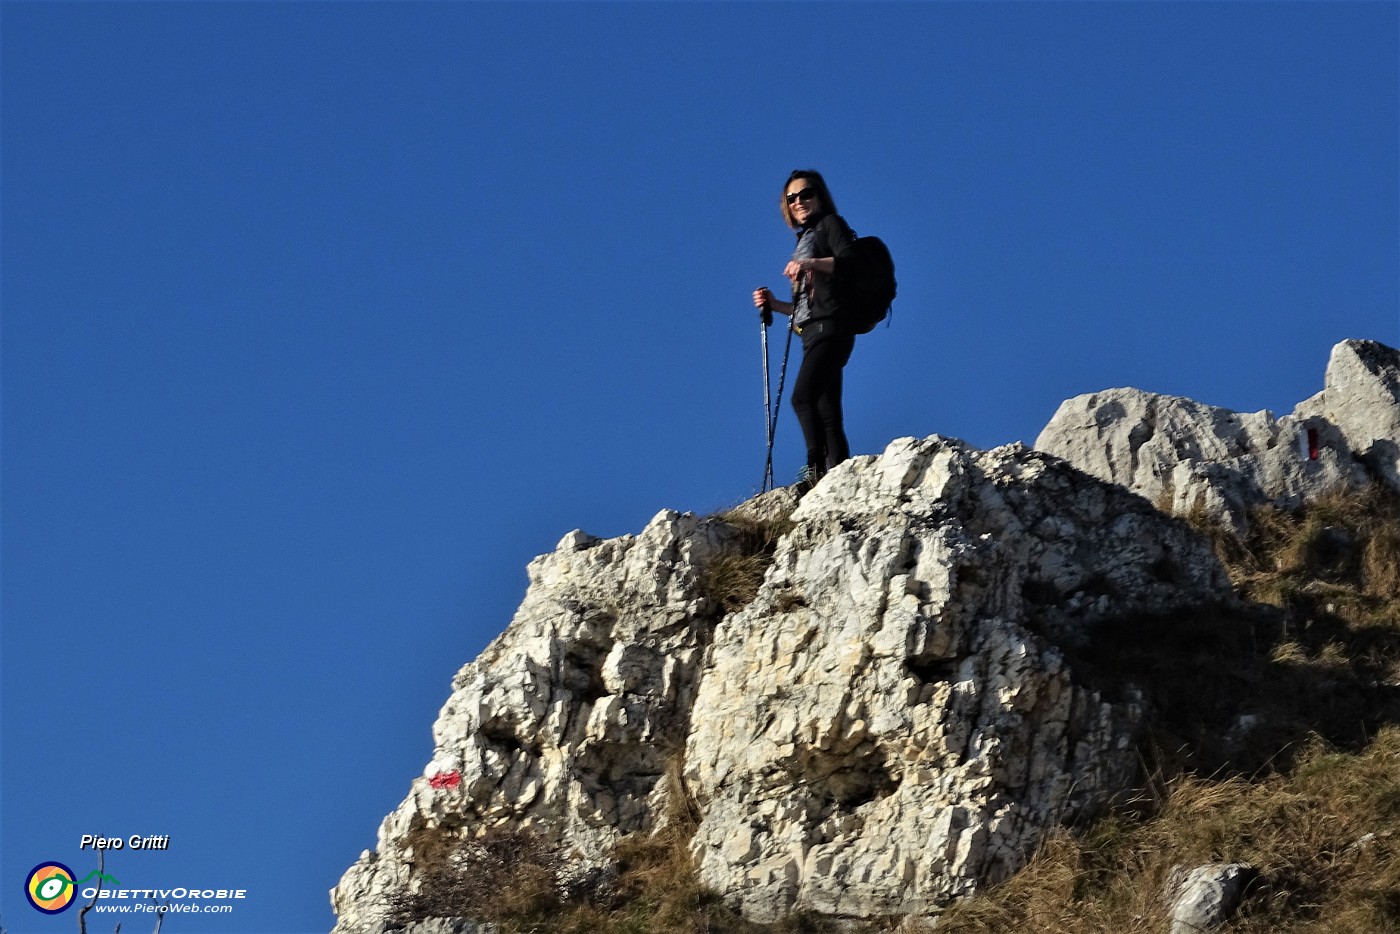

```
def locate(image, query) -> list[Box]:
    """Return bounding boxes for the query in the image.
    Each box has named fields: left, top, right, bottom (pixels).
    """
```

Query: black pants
left=791, top=326, right=855, bottom=471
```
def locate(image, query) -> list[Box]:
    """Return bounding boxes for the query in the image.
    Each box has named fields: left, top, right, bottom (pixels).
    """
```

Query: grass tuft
left=385, top=826, right=568, bottom=929
left=699, top=508, right=796, bottom=615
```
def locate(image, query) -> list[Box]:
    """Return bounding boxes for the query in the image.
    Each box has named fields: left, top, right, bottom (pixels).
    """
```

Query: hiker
left=753, top=169, right=857, bottom=491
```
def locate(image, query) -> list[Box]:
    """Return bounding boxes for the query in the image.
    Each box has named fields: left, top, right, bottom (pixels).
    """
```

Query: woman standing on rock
left=753, top=169, right=858, bottom=492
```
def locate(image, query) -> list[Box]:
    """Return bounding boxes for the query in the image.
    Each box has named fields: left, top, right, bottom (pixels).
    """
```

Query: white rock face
left=330, top=437, right=1233, bottom=932
left=684, top=437, right=1228, bottom=921
left=1034, top=339, right=1397, bottom=530
left=331, top=509, right=738, bottom=933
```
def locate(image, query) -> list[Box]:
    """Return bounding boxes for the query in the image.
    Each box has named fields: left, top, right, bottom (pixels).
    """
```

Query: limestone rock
left=330, top=436, right=1235, bottom=931
left=684, top=437, right=1229, bottom=921
left=1165, top=863, right=1254, bottom=933
left=1034, top=339, right=1396, bottom=531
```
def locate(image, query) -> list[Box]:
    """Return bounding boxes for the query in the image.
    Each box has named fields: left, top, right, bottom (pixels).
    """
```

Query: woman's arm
left=753, top=287, right=794, bottom=317
left=783, top=215, right=849, bottom=280
left=783, top=256, right=835, bottom=279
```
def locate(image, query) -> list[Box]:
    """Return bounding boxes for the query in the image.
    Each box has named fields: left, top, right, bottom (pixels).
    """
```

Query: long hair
left=780, top=169, right=837, bottom=230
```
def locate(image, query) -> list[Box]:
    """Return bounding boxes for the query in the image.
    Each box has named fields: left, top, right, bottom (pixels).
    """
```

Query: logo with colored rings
left=26, top=862, right=78, bottom=913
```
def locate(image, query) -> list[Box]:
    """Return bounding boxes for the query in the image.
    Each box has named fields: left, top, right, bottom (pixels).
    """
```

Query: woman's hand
left=754, top=287, right=793, bottom=323
left=784, top=256, right=835, bottom=280
left=753, top=287, right=775, bottom=325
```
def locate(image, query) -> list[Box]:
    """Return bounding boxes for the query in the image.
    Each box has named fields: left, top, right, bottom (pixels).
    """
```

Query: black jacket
left=791, top=213, right=857, bottom=342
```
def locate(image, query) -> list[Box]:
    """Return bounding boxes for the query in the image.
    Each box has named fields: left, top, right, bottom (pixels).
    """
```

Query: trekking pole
left=760, top=307, right=774, bottom=492
left=769, top=318, right=793, bottom=467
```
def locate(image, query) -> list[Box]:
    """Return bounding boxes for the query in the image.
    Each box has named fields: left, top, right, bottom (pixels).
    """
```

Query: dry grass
left=939, top=729, right=1400, bottom=934
left=385, top=825, right=568, bottom=929
left=699, top=509, right=796, bottom=615
left=1219, top=487, right=1400, bottom=602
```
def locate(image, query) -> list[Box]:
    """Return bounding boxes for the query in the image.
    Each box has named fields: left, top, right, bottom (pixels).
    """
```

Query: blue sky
left=2, top=2, right=1396, bottom=932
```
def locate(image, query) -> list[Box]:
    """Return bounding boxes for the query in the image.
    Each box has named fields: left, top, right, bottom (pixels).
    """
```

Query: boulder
left=1165, top=863, right=1254, bottom=933
left=400, top=920, right=495, bottom=934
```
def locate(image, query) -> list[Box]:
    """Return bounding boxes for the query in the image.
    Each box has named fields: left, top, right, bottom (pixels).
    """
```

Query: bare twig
left=77, top=850, right=104, bottom=934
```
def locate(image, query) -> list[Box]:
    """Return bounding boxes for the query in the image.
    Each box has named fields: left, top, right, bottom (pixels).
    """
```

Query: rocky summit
left=1035, top=339, right=1400, bottom=532
left=330, top=339, right=1400, bottom=932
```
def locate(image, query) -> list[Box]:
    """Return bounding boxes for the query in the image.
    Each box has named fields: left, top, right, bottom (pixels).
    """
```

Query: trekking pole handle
left=754, top=286, right=774, bottom=327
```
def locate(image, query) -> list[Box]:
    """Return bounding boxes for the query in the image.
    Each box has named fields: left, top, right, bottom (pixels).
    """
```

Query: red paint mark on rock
left=429, top=771, right=461, bottom=789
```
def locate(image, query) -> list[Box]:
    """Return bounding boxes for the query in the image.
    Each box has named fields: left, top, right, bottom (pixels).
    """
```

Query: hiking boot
left=793, top=464, right=824, bottom=495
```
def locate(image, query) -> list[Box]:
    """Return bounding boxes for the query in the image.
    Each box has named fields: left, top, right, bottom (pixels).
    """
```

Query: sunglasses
left=786, top=187, right=819, bottom=205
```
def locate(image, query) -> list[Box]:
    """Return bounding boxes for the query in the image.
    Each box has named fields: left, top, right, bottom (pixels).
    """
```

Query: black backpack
left=833, top=232, right=897, bottom=334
